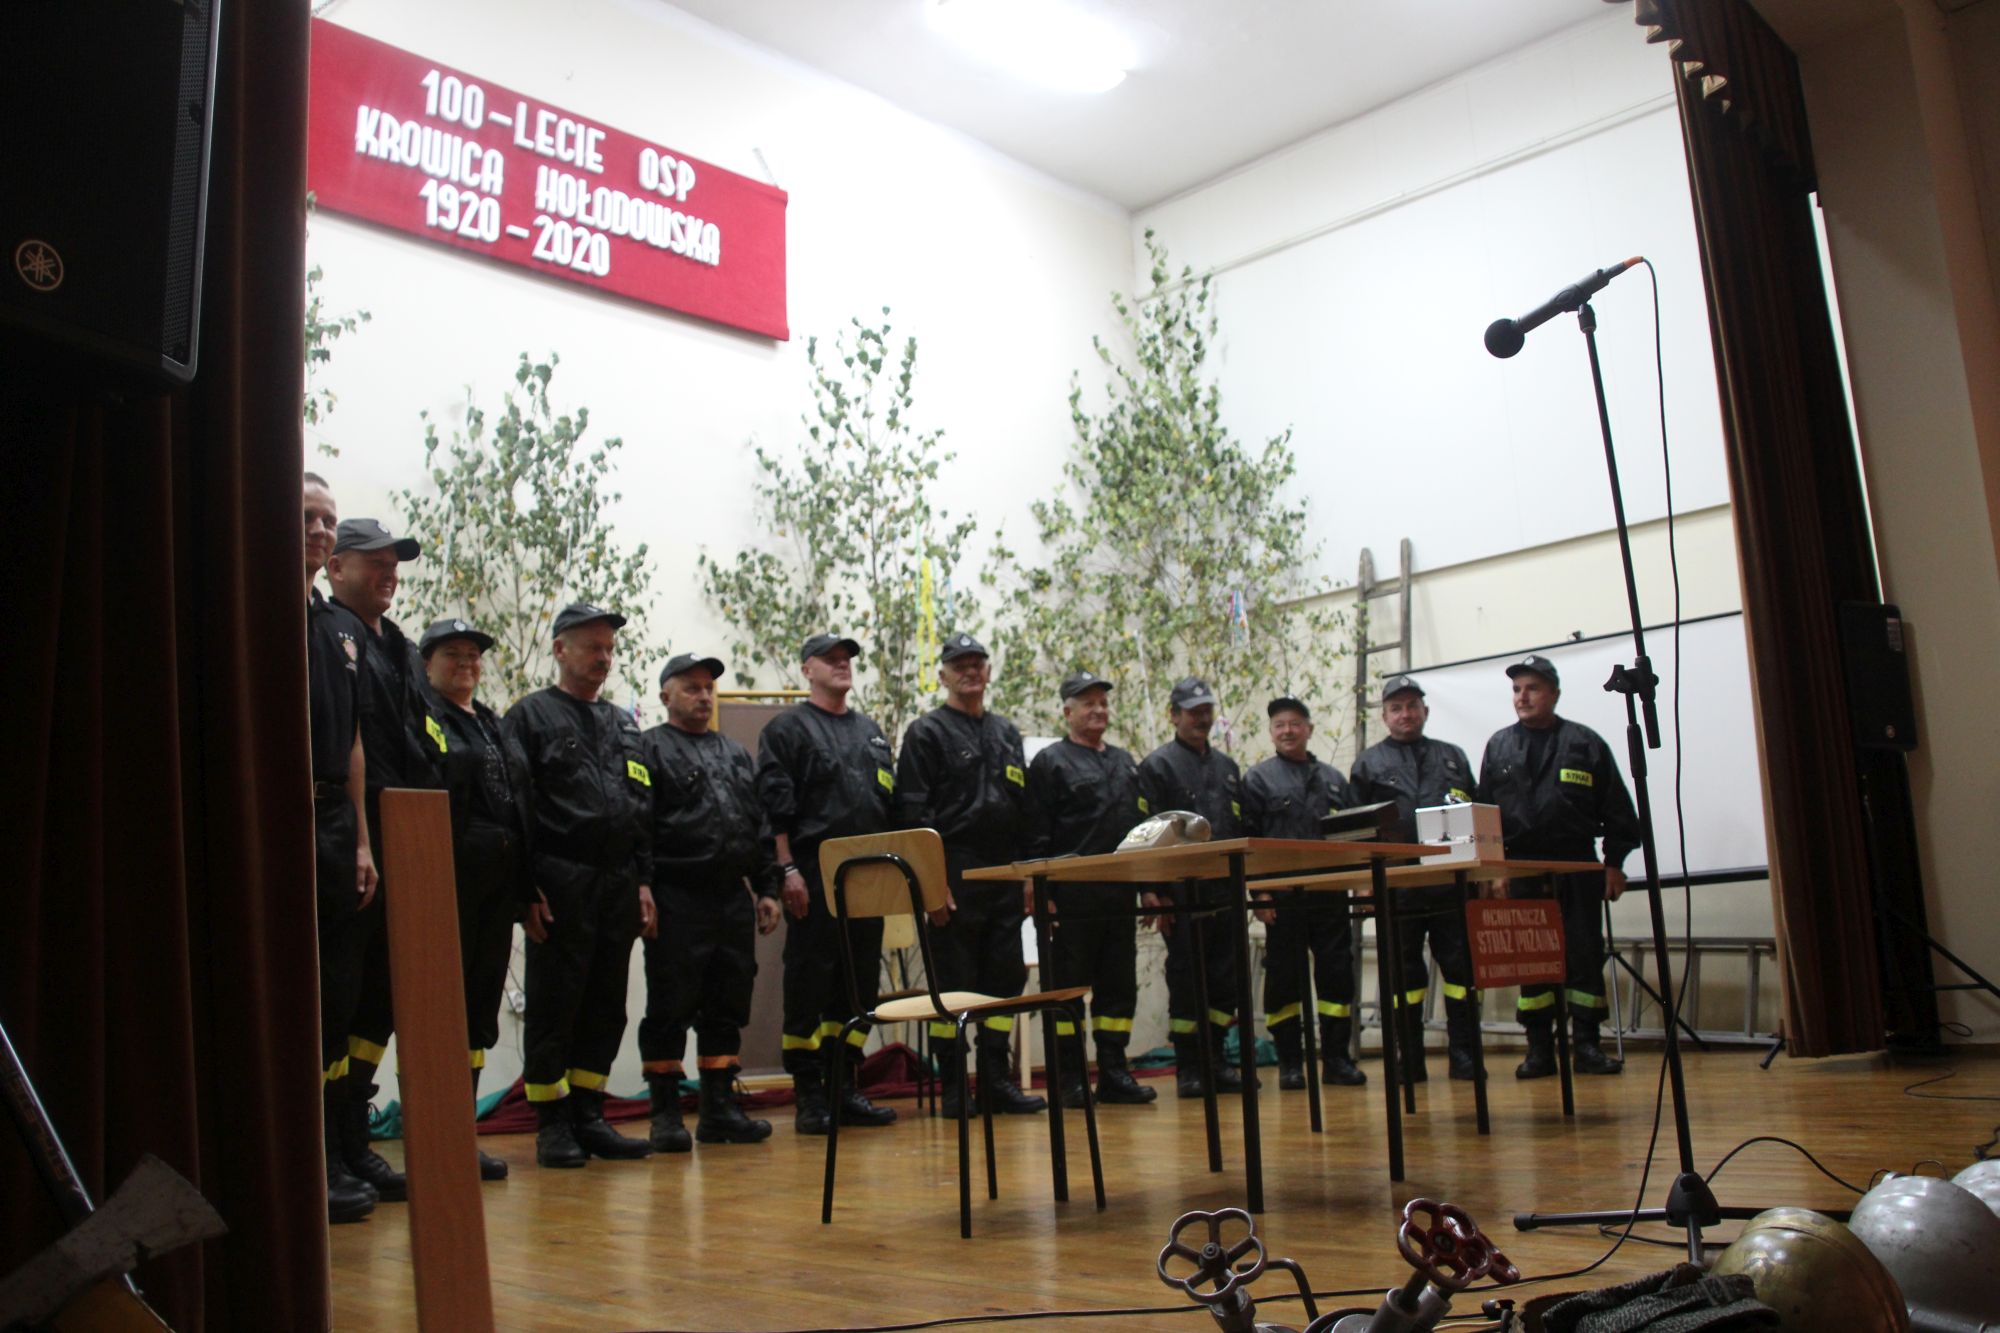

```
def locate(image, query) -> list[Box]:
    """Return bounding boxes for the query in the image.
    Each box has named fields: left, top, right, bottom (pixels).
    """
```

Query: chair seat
left=873, top=986, right=1089, bottom=1023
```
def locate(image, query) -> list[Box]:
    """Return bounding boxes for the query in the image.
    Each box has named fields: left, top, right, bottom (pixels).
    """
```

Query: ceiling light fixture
left=924, top=0, right=1134, bottom=95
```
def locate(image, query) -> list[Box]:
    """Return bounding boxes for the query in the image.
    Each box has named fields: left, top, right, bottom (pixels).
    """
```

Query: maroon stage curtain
left=1633, top=0, right=1888, bottom=1056
left=0, top=1, right=328, bottom=1328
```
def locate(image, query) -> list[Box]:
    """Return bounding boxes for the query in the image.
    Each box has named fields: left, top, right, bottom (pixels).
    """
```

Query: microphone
left=1484, top=257, right=1643, bottom=358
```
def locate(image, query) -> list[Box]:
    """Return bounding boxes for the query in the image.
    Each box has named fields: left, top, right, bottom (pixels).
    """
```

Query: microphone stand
left=1509, top=300, right=1720, bottom=1263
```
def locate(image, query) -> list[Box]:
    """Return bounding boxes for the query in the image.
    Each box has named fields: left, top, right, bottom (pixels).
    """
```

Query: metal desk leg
left=1460, top=871, right=1490, bottom=1137
left=1388, top=879, right=1417, bottom=1116
left=1185, top=880, right=1224, bottom=1174
left=1033, top=875, right=1069, bottom=1203
left=1296, top=888, right=1322, bottom=1135
left=1373, top=855, right=1404, bottom=1183
left=1555, top=989, right=1575, bottom=1119
left=1229, top=852, right=1263, bottom=1214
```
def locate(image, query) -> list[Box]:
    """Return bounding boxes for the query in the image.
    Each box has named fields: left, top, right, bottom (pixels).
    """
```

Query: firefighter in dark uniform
left=1349, top=674, right=1480, bottom=1082
left=1028, top=670, right=1156, bottom=1108
left=1476, top=654, right=1639, bottom=1078
left=898, top=633, right=1043, bottom=1116
left=636, top=652, right=784, bottom=1153
left=415, top=616, right=534, bottom=1182
left=323, top=517, right=442, bottom=1204
left=304, top=474, right=379, bottom=1224
left=755, top=633, right=900, bottom=1135
left=1242, top=696, right=1367, bottom=1090
left=505, top=602, right=657, bottom=1166
left=1137, top=677, right=1248, bottom=1099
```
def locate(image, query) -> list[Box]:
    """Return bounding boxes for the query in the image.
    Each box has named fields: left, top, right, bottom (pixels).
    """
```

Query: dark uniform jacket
left=1241, top=753, right=1352, bottom=841
left=640, top=722, right=782, bottom=898
left=308, top=590, right=366, bottom=788
left=421, top=686, right=535, bottom=902
left=1137, top=738, right=1245, bottom=840
left=331, top=600, right=442, bottom=810
left=505, top=686, right=652, bottom=890
left=1025, top=738, right=1148, bottom=862
left=1349, top=736, right=1476, bottom=845
left=754, top=701, right=896, bottom=863
left=1476, top=718, right=1640, bottom=867
left=896, top=704, right=1031, bottom=871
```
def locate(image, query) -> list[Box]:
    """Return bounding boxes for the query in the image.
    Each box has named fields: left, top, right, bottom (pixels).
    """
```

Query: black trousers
left=523, top=860, right=641, bottom=1101
left=315, top=795, right=365, bottom=1076
left=1261, top=894, right=1355, bottom=1029
left=1512, top=871, right=1609, bottom=1028
left=928, top=873, right=1027, bottom=1056
left=1049, top=885, right=1138, bottom=1052
left=347, top=804, right=395, bottom=1075
left=1164, top=882, right=1238, bottom=1042
left=456, top=829, right=523, bottom=1057
left=638, top=882, right=757, bottom=1071
left=781, top=858, right=882, bottom=1076
left=1394, top=884, right=1476, bottom=1014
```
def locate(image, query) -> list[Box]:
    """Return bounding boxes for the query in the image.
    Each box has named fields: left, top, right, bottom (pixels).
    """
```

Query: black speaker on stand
left=0, top=0, right=222, bottom=385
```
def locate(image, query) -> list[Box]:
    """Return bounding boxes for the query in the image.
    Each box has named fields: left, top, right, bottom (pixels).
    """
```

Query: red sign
left=1465, top=900, right=1567, bottom=990
left=306, top=19, right=789, bottom=339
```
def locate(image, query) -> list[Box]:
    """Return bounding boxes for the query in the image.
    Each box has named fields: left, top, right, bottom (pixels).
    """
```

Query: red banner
left=1465, top=900, right=1567, bottom=990
left=306, top=19, right=789, bottom=339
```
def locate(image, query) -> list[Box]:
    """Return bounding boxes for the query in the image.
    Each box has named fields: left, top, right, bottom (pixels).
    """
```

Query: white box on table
left=1415, top=802, right=1503, bottom=865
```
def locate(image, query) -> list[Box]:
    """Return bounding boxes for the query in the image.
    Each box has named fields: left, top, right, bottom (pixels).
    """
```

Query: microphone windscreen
left=1484, top=318, right=1524, bottom=359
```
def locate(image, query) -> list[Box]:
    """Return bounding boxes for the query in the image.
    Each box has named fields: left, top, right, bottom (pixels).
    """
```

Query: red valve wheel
left=1397, top=1199, right=1507, bottom=1291
left=1156, top=1207, right=1267, bottom=1305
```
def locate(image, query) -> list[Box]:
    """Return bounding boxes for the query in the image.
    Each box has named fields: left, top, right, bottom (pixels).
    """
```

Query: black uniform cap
left=418, top=616, right=495, bottom=657
left=800, top=632, right=862, bottom=663
left=1267, top=696, right=1310, bottom=719
left=660, top=652, right=726, bottom=686
left=1060, top=670, right=1113, bottom=701
left=551, top=602, right=627, bottom=638
left=332, top=517, right=420, bottom=561
left=1170, top=677, right=1218, bottom=710
left=1505, top=654, right=1560, bottom=687
left=1380, top=673, right=1425, bottom=703
left=940, top=633, right=988, bottom=664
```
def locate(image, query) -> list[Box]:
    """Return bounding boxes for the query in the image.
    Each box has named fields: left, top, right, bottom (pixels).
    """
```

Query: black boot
left=1445, top=998, right=1481, bottom=1082
left=1320, top=1017, right=1366, bottom=1086
left=1272, top=1021, right=1306, bottom=1091
left=647, top=1074, right=692, bottom=1153
left=1572, top=1014, right=1623, bottom=1075
left=569, top=1087, right=653, bottom=1159
left=978, top=1047, right=1045, bottom=1114
left=534, top=1097, right=586, bottom=1169
left=1174, top=1035, right=1209, bottom=1099
left=832, top=1050, right=898, bottom=1126
left=792, top=1065, right=831, bottom=1135
left=1056, top=1036, right=1088, bottom=1109
left=1209, top=1027, right=1248, bottom=1094
left=340, top=1082, right=407, bottom=1201
left=1095, top=1043, right=1157, bottom=1104
left=696, top=1067, right=773, bottom=1143
left=1397, top=1006, right=1429, bottom=1084
left=1515, top=1015, right=1557, bottom=1079
left=470, top=1068, right=508, bottom=1180
left=324, top=1084, right=376, bottom=1223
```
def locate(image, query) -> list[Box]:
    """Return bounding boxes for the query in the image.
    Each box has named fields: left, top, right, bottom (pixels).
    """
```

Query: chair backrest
left=817, top=829, right=950, bottom=919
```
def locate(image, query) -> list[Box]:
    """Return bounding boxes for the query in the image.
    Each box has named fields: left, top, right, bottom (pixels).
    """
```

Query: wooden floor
left=330, top=1047, right=2000, bottom=1331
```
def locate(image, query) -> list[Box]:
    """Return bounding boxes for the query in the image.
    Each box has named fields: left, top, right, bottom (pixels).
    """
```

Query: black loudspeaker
left=0, top=0, right=222, bottom=385
left=1839, top=601, right=1919, bottom=752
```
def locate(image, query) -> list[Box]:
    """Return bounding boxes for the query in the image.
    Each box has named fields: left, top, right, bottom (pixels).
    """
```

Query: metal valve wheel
left=1157, top=1207, right=1269, bottom=1305
left=1396, top=1199, right=1519, bottom=1291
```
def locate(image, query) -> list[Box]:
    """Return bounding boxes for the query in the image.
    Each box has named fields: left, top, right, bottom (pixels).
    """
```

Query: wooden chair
left=818, top=829, right=1106, bottom=1238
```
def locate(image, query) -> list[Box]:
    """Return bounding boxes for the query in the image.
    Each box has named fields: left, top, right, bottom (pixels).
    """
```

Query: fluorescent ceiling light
left=925, top=0, right=1135, bottom=94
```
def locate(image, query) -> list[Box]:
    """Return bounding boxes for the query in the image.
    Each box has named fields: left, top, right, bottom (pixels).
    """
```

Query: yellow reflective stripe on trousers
left=983, top=1015, right=1014, bottom=1033
left=1316, top=1000, right=1350, bottom=1018
left=844, top=1027, right=867, bottom=1048
left=1207, top=1008, right=1235, bottom=1028
left=1566, top=988, right=1608, bottom=1009
left=1517, top=992, right=1557, bottom=1012
left=347, top=1036, right=388, bottom=1065
left=322, top=1056, right=350, bottom=1083
left=469, top=1049, right=486, bottom=1069
left=567, top=1067, right=608, bottom=1091
left=1441, top=982, right=1471, bottom=1001
left=1092, top=1015, right=1133, bottom=1032
left=1264, top=1003, right=1302, bottom=1027
left=525, top=1078, right=570, bottom=1102
left=782, top=1033, right=822, bottom=1051
left=1396, top=987, right=1427, bottom=1007
left=1054, top=1020, right=1077, bottom=1036
left=927, top=1021, right=958, bottom=1039
left=816, top=1020, right=846, bottom=1040
left=1170, top=1018, right=1199, bottom=1034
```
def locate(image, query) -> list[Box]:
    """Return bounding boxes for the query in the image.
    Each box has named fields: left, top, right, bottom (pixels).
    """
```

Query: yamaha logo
left=14, top=239, right=62, bottom=292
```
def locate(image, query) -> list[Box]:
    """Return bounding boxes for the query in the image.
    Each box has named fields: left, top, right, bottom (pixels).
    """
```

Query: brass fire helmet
left=1953, top=1160, right=2000, bottom=1223
left=1710, top=1207, right=1909, bottom=1332
left=1848, top=1174, right=2000, bottom=1332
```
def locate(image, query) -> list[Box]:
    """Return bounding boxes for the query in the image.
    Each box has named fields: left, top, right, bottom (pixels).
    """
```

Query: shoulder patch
left=1005, top=763, right=1025, bottom=787
left=1137, top=796, right=1150, bottom=814
left=425, top=715, right=447, bottom=753
left=1231, top=799, right=1242, bottom=818
left=628, top=759, right=652, bottom=786
left=877, top=767, right=896, bottom=792
left=1559, top=768, right=1593, bottom=788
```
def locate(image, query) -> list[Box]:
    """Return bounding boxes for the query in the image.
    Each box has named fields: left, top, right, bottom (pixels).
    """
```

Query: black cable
left=1703, top=1134, right=1868, bottom=1194
left=1903, top=1069, right=2000, bottom=1103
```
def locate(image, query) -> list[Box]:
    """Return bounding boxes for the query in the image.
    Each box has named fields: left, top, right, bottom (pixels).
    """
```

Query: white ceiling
left=666, top=1, right=1614, bottom=210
